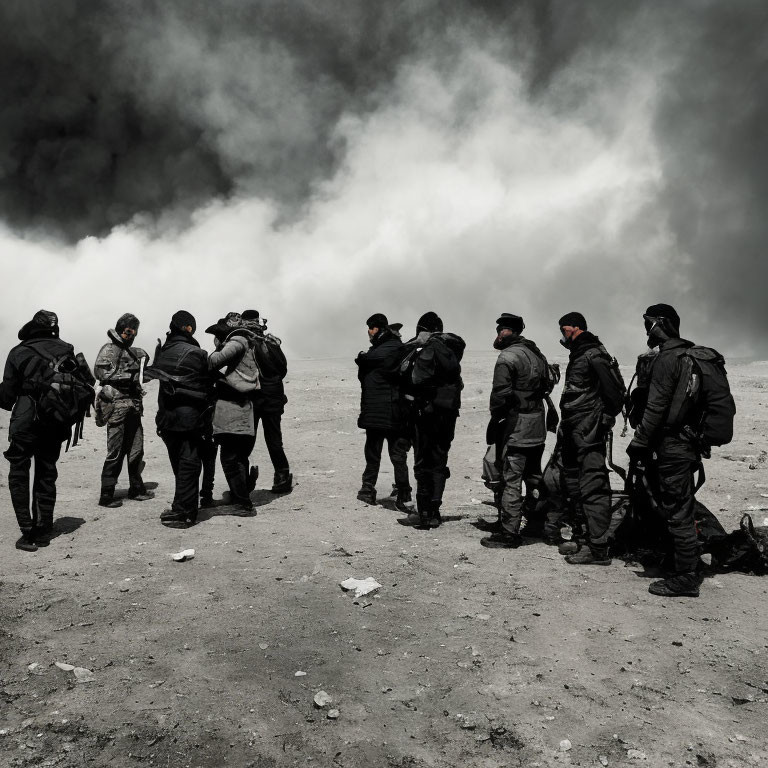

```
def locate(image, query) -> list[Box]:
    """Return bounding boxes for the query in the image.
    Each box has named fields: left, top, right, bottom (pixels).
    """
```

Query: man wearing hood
left=397, top=311, right=465, bottom=529
left=355, top=313, right=412, bottom=510
left=146, top=311, right=211, bottom=528
left=241, top=309, right=292, bottom=494
left=0, top=311, right=86, bottom=551
left=481, top=313, right=552, bottom=549
left=206, top=312, right=259, bottom=513
left=626, top=304, right=715, bottom=598
left=94, top=313, right=151, bottom=507
left=557, top=312, right=625, bottom=565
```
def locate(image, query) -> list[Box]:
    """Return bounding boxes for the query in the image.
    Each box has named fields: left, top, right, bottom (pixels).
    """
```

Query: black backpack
left=594, top=345, right=627, bottom=418
left=24, top=345, right=96, bottom=447
left=400, top=335, right=460, bottom=394
left=667, top=346, right=735, bottom=449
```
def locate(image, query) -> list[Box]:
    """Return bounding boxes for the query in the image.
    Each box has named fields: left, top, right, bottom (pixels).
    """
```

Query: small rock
left=559, top=739, right=572, bottom=752
left=73, top=667, right=95, bottom=683
left=27, top=663, right=44, bottom=676
left=171, top=549, right=195, bottom=562
left=314, top=690, right=332, bottom=708
left=295, top=671, right=307, bottom=677
left=55, top=662, right=75, bottom=672
left=599, top=757, right=609, bottom=766
left=327, top=709, right=340, bottom=720
left=258, top=643, right=269, bottom=650
left=626, top=749, right=647, bottom=760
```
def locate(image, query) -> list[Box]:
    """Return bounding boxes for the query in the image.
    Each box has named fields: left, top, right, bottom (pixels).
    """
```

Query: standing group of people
left=355, top=304, right=735, bottom=599
left=1, top=302, right=736, bottom=598
left=0, top=308, right=292, bottom=549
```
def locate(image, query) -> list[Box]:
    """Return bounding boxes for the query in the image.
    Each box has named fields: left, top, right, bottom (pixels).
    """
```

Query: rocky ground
left=1, top=352, right=767, bottom=768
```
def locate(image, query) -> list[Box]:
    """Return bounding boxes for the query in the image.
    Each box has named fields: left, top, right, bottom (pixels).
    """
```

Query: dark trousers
left=361, top=430, right=411, bottom=490
left=562, top=429, right=611, bottom=547
left=500, top=444, right=544, bottom=536
left=254, top=411, right=289, bottom=472
left=4, top=437, right=62, bottom=534
left=100, top=411, right=145, bottom=494
left=161, top=431, right=203, bottom=518
left=652, top=436, right=701, bottom=573
left=413, top=409, right=457, bottom=513
left=216, top=434, right=256, bottom=502
left=200, top=429, right=217, bottom=499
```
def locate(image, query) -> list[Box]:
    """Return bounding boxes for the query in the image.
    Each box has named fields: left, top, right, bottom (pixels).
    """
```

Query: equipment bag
left=667, top=346, right=735, bottom=448
left=226, top=339, right=261, bottom=394
left=592, top=345, right=627, bottom=418
left=24, top=346, right=95, bottom=446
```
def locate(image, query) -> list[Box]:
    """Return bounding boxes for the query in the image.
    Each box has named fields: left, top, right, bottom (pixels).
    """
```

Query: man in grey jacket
left=94, top=313, right=151, bottom=507
left=481, top=314, right=552, bottom=549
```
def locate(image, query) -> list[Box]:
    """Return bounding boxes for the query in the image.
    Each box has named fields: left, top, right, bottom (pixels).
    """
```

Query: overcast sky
left=1, top=0, right=766, bottom=364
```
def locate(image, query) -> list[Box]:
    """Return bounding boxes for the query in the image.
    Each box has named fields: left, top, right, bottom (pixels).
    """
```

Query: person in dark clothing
left=627, top=304, right=705, bottom=598
left=355, top=312, right=412, bottom=510
left=481, top=313, right=551, bottom=549
left=94, top=313, right=151, bottom=507
left=146, top=310, right=211, bottom=528
left=241, top=310, right=292, bottom=493
left=0, top=310, right=83, bottom=551
left=557, top=312, right=625, bottom=565
left=206, top=313, right=259, bottom=513
left=397, top=311, right=465, bottom=529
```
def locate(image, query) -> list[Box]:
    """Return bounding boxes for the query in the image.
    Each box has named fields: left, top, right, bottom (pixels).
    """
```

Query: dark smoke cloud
left=0, top=0, right=766, bottom=357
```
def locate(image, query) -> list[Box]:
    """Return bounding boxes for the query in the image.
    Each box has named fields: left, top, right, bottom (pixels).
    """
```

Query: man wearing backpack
left=0, top=310, right=90, bottom=551
left=397, top=311, right=465, bottom=529
left=557, top=312, right=625, bottom=566
left=355, top=313, right=412, bottom=510
left=146, top=311, right=212, bottom=529
left=94, top=313, right=151, bottom=508
left=241, top=309, right=293, bottom=494
left=481, top=313, right=553, bottom=549
left=626, top=303, right=735, bottom=597
left=206, top=313, right=260, bottom=513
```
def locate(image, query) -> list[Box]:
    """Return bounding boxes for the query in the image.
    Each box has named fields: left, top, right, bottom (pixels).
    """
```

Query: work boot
left=389, top=484, right=399, bottom=499
left=425, top=504, right=442, bottom=529
left=397, top=511, right=428, bottom=528
left=558, top=540, right=582, bottom=555
left=199, top=494, right=215, bottom=509
left=271, top=470, right=293, bottom=494
left=481, top=532, right=522, bottom=549
left=98, top=489, right=122, bottom=508
left=160, top=509, right=189, bottom=529
left=248, top=465, right=259, bottom=492
left=15, top=533, right=38, bottom=552
left=33, top=526, right=53, bottom=547
left=357, top=485, right=377, bottom=505
left=565, top=546, right=611, bottom=566
left=394, top=487, right=413, bottom=513
left=228, top=498, right=255, bottom=516
left=127, top=490, right=154, bottom=501
left=648, top=573, right=701, bottom=598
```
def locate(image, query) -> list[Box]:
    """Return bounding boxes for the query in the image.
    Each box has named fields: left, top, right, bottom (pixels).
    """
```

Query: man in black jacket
left=147, top=310, right=211, bottom=528
left=241, top=309, right=292, bottom=493
left=627, top=304, right=704, bottom=598
left=355, top=313, right=412, bottom=509
left=0, top=310, right=80, bottom=551
left=557, top=312, right=625, bottom=565
left=398, top=312, right=465, bottom=529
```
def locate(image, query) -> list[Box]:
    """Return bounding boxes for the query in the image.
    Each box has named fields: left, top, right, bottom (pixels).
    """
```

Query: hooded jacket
left=559, top=331, right=624, bottom=432
left=148, top=331, right=211, bottom=433
left=629, top=337, right=695, bottom=450
left=207, top=330, right=257, bottom=436
left=489, top=335, right=549, bottom=447
left=355, top=327, right=407, bottom=431
left=400, top=331, right=465, bottom=413
left=0, top=335, right=77, bottom=443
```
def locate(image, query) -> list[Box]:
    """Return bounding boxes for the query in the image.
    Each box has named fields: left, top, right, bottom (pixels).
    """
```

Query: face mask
left=644, top=317, right=664, bottom=349
left=559, top=328, right=572, bottom=348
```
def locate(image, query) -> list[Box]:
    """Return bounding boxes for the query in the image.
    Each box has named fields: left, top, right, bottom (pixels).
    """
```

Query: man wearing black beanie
left=355, top=313, right=412, bottom=509
left=557, top=311, right=626, bottom=565
left=397, top=312, right=465, bottom=528
left=94, top=313, right=151, bottom=508
left=145, top=311, right=211, bottom=528
left=626, top=304, right=734, bottom=598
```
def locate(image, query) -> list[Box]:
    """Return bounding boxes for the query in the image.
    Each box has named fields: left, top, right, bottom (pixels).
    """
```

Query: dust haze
left=1, top=0, right=765, bottom=363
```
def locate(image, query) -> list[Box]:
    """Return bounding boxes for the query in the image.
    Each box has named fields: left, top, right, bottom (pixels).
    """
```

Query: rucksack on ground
left=667, top=346, right=736, bottom=450
left=24, top=346, right=95, bottom=446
